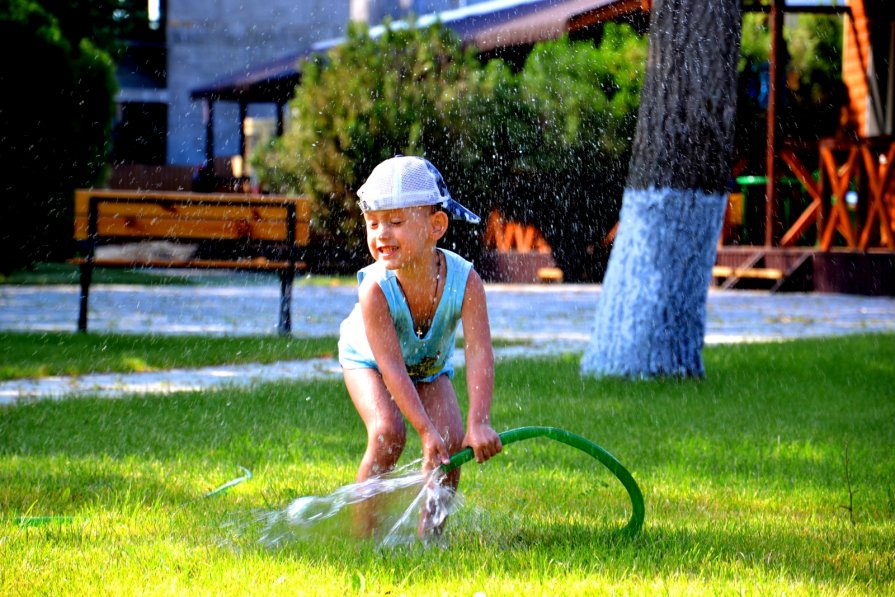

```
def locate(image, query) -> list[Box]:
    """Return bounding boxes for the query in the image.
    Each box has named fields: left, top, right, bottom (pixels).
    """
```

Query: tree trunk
left=580, top=0, right=743, bottom=378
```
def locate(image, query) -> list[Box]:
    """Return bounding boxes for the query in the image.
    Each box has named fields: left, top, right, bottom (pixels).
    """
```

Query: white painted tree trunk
left=580, top=188, right=726, bottom=377
left=580, top=0, right=742, bottom=379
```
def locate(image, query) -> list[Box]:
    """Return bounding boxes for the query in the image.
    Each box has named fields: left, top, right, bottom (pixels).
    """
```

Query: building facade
left=115, top=0, right=478, bottom=168
left=117, top=1, right=348, bottom=167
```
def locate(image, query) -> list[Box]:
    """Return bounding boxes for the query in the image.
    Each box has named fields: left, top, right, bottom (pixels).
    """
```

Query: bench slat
left=69, top=257, right=307, bottom=271
left=74, top=189, right=312, bottom=209
left=72, top=189, right=313, bottom=335
left=73, top=190, right=311, bottom=244
left=74, top=216, right=309, bottom=243
left=75, top=202, right=293, bottom=221
left=712, top=266, right=784, bottom=280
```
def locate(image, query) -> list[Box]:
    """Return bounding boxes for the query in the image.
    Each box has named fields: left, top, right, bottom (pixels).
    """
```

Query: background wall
left=163, top=0, right=348, bottom=165
left=118, top=0, right=499, bottom=167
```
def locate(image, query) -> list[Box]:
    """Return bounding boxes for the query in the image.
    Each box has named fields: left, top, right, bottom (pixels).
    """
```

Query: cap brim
left=443, top=199, right=480, bottom=224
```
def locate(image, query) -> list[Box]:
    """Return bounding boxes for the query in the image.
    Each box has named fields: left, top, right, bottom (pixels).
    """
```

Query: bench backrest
left=74, top=189, right=311, bottom=246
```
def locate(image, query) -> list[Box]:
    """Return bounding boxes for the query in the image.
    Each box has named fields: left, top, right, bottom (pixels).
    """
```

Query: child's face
left=363, top=206, right=442, bottom=270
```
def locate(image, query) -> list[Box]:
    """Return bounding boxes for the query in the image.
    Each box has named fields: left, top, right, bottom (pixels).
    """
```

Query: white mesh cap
left=357, top=155, right=481, bottom=224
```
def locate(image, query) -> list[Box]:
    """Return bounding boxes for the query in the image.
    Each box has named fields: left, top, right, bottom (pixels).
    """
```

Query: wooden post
left=238, top=101, right=247, bottom=159
left=77, top=197, right=99, bottom=333
left=204, top=99, right=215, bottom=167
left=278, top=202, right=297, bottom=335
left=276, top=102, right=285, bottom=137
left=765, top=0, right=784, bottom=247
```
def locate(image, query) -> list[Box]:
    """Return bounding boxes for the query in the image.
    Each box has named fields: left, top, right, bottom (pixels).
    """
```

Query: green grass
left=0, top=332, right=339, bottom=380
left=0, top=332, right=523, bottom=380
left=1, top=333, right=894, bottom=595
left=0, top=262, right=357, bottom=287
left=0, top=262, right=197, bottom=286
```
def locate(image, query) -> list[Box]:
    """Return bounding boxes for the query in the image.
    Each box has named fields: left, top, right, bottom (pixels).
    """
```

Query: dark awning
left=189, top=49, right=313, bottom=103
left=190, top=0, right=641, bottom=103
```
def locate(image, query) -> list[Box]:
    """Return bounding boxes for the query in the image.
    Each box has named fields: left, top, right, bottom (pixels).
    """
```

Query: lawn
left=0, top=332, right=339, bottom=380
left=1, top=333, right=893, bottom=595
left=0, top=262, right=356, bottom=287
left=0, top=332, right=524, bottom=380
left=0, top=262, right=197, bottom=286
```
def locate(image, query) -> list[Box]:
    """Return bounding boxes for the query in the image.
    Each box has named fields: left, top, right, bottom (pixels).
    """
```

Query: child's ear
left=430, top=210, right=449, bottom=240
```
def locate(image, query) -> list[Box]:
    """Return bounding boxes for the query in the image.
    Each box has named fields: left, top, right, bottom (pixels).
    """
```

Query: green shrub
left=735, top=12, right=844, bottom=174
left=253, top=21, right=485, bottom=270
left=0, top=0, right=116, bottom=275
left=254, top=21, right=647, bottom=280
left=513, top=25, right=646, bottom=280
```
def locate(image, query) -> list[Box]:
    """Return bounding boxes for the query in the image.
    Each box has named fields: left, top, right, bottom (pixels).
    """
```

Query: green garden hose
left=442, top=426, right=644, bottom=535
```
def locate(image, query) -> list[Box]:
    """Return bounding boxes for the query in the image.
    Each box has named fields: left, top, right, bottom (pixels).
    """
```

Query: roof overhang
left=190, top=0, right=644, bottom=103
left=191, top=0, right=872, bottom=104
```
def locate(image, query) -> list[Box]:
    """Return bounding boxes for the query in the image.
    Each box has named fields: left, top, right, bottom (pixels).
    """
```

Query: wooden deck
left=715, top=134, right=895, bottom=295
left=714, top=246, right=895, bottom=295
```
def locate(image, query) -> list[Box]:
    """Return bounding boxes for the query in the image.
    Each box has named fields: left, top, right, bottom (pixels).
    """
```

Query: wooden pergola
left=759, top=0, right=895, bottom=251
left=708, top=0, right=895, bottom=294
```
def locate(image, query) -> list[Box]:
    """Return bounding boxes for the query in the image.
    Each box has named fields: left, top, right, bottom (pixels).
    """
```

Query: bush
left=735, top=12, right=844, bottom=174
left=0, top=0, right=116, bottom=275
left=252, top=22, right=482, bottom=270
left=513, top=25, right=646, bottom=280
left=253, top=21, right=647, bottom=280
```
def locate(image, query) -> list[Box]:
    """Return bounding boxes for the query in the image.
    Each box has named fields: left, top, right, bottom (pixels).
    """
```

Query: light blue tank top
left=338, top=249, right=472, bottom=382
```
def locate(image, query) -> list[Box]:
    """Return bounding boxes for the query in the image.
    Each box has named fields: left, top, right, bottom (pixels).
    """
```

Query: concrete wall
left=165, top=0, right=348, bottom=165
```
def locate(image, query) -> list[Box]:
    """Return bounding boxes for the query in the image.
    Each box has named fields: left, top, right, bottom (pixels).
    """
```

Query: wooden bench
left=72, top=189, right=311, bottom=334
left=711, top=265, right=784, bottom=281
left=537, top=266, right=564, bottom=283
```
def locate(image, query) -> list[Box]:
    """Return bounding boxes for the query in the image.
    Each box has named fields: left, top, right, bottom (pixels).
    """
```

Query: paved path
left=3, top=282, right=895, bottom=404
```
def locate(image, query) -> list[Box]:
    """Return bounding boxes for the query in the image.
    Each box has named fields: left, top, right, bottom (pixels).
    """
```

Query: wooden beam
left=818, top=144, right=860, bottom=250
left=765, top=0, right=784, bottom=247
left=779, top=149, right=823, bottom=247
left=858, top=141, right=895, bottom=250
left=204, top=99, right=215, bottom=166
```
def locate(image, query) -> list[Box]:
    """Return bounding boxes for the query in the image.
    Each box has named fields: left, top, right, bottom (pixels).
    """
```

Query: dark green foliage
left=28, top=0, right=148, bottom=58
left=735, top=12, right=845, bottom=174
left=0, top=0, right=117, bottom=275
left=253, top=22, right=485, bottom=271
left=253, top=22, right=647, bottom=280
left=512, top=27, right=645, bottom=280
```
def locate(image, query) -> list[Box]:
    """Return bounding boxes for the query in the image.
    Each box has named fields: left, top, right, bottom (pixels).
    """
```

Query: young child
left=338, top=155, right=502, bottom=537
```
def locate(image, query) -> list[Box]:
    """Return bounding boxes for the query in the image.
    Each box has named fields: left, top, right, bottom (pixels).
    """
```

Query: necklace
left=416, top=251, right=441, bottom=339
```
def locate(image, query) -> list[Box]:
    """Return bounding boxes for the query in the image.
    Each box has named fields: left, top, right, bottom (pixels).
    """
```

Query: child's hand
left=421, top=428, right=451, bottom=471
left=463, top=423, right=502, bottom=464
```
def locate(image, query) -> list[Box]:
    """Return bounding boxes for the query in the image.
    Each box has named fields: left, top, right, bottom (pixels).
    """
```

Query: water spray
left=248, top=426, right=644, bottom=548
left=442, top=426, right=645, bottom=535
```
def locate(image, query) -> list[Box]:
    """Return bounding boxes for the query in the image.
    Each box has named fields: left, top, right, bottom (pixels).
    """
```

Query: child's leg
left=416, top=375, right=464, bottom=537
left=344, top=368, right=407, bottom=481
left=344, top=368, right=406, bottom=537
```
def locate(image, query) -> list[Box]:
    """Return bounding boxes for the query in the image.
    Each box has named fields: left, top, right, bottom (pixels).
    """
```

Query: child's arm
left=461, top=270, right=502, bottom=463
left=358, top=280, right=451, bottom=468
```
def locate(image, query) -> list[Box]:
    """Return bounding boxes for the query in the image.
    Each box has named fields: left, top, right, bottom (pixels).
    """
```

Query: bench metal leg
left=77, top=261, right=93, bottom=332
left=278, top=266, right=295, bottom=335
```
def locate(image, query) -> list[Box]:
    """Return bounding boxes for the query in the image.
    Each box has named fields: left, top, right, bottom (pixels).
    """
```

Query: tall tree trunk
left=581, top=0, right=743, bottom=378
